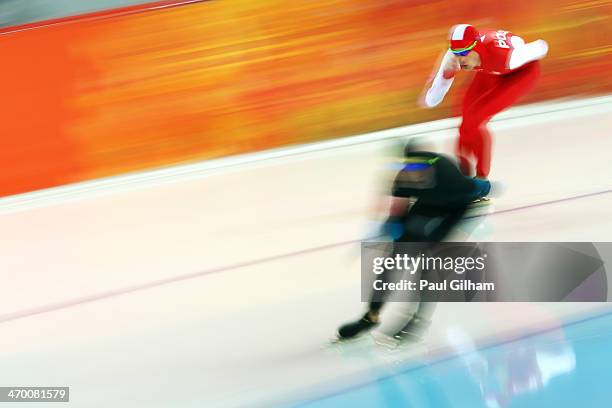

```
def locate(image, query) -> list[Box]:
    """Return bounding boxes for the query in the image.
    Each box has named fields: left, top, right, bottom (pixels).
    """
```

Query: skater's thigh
left=400, top=202, right=466, bottom=242
left=426, top=205, right=468, bottom=242
left=471, top=64, right=540, bottom=120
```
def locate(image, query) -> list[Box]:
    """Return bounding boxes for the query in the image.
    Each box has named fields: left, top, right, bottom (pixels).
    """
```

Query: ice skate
left=370, top=330, right=401, bottom=349
left=469, top=177, right=492, bottom=208
left=469, top=196, right=491, bottom=207
left=392, top=316, right=432, bottom=344
left=335, top=312, right=379, bottom=341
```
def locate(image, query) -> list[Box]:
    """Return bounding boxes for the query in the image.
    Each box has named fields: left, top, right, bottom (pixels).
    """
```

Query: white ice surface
left=0, top=97, right=611, bottom=407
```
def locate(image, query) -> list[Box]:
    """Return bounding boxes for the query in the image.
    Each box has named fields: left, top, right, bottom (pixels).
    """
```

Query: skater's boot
left=392, top=316, right=432, bottom=343
left=337, top=312, right=379, bottom=340
left=470, top=177, right=491, bottom=204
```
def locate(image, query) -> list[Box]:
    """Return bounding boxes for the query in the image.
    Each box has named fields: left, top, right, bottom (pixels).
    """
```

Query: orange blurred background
left=0, top=0, right=610, bottom=197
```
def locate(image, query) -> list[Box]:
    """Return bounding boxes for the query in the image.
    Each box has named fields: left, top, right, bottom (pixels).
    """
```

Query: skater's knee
left=459, top=116, right=486, bottom=135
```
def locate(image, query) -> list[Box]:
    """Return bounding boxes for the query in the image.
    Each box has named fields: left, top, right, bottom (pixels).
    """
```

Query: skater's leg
left=366, top=197, right=422, bottom=313
left=461, top=62, right=541, bottom=178
left=399, top=202, right=469, bottom=243
left=457, top=73, right=498, bottom=176
left=337, top=221, right=403, bottom=340
left=396, top=301, right=437, bottom=341
left=337, top=203, right=436, bottom=340
left=414, top=301, right=437, bottom=322
left=338, top=200, right=469, bottom=341
left=459, top=110, right=492, bottom=178
left=393, top=204, right=468, bottom=341
left=337, top=258, right=396, bottom=339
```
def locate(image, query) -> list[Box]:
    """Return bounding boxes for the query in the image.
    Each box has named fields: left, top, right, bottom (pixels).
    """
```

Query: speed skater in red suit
left=421, top=24, right=549, bottom=186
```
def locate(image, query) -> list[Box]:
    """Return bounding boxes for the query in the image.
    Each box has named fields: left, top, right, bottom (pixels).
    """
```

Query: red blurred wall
left=0, top=0, right=610, bottom=196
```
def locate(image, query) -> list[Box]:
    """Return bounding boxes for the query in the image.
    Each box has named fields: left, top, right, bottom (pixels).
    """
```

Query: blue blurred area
left=296, top=311, right=612, bottom=408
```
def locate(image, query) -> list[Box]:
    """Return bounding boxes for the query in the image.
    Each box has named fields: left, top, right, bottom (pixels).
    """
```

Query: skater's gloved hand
left=383, top=216, right=405, bottom=240
left=363, top=221, right=386, bottom=241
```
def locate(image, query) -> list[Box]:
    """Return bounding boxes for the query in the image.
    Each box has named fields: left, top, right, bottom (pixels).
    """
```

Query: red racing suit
left=423, top=29, right=549, bottom=178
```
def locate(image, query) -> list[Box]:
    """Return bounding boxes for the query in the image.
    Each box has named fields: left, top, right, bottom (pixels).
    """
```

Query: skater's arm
left=388, top=196, right=412, bottom=215
left=508, top=37, right=549, bottom=70
left=381, top=196, right=412, bottom=240
left=421, top=49, right=458, bottom=108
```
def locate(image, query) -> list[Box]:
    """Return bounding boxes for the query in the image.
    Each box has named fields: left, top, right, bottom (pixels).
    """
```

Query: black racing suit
left=369, top=151, right=488, bottom=317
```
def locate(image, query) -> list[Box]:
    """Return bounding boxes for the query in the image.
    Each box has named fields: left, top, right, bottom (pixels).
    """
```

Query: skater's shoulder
left=479, top=28, right=515, bottom=39
left=479, top=28, right=519, bottom=50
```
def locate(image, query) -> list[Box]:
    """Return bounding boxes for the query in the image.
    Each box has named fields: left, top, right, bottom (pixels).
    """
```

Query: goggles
left=402, top=156, right=440, bottom=171
left=450, top=40, right=477, bottom=56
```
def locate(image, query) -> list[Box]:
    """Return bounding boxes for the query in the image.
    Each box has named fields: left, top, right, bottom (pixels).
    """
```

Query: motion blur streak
left=0, top=0, right=610, bottom=197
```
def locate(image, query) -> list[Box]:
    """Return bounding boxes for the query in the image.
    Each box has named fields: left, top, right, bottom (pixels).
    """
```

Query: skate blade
left=469, top=197, right=491, bottom=206
left=325, top=333, right=430, bottom=366
left=323, top=335, right=377, bottom=357
left=465, top=198, right=494, bottom=218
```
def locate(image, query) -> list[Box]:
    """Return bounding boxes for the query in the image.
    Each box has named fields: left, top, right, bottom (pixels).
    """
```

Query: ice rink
left=0, top=96, right=611, bottom=407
